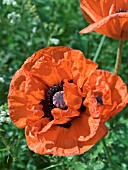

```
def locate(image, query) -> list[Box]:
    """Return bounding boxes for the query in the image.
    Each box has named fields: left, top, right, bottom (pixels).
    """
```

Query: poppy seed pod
left=8, top=46, right=127, bottom=156
left=80, top=0, right=128, bottom=40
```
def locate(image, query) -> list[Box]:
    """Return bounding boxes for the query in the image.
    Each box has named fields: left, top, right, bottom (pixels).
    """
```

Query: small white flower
left=7, top=131, right=13, bottom=136
left=50, top=38, right=60, bottom=45
left=27, top=41, right=32, bottom=47
left=6, top=109, right=9, bottom=115
left=0, top=117, right=5, bottom=122
left=6, top=117, right=11, bottom=124
left=0, top=77, right=5, bottom=83
left=0, top=104, right=10, bottom=125
left=32, top=27, right=37, bottom=33
left=12, top=1, right=17, bottom=6
left=1, top=111, right=6, bottom=115
left=3, top=0, right=10, bottom=5
left=3, top=0, right=17, bottom=6
left=10, top=19, right=14, bottom=24
left=7, top=11, right=21, bottom=24
left=7, top=12, right=15, bottom=19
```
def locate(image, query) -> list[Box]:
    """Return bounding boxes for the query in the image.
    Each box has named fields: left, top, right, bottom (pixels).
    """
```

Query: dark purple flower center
left=115, top=9, right=128, bottom=13
left=40, top=80, right=86, bottom=128
left=95, top=95, right=103, bottom=105
left=41, top=82, right=70, bottom=128
left=40, top=82, right=66, bottom=120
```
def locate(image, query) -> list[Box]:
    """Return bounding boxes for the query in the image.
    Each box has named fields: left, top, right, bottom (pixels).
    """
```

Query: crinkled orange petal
left=56, top=57, right=72, bottom=80
left=78, top=123, right=108, bottom=154
left=23, top=46, right=71, bottom=71
left=51, top=108, right=71, bottom=124
left=61, top=49, right=98, bottom=88
left=63, top=80, right=82, bottom=109
left=28, top=54, right=62, bottom=87
left=51, top=108, right=80, bottom=124
left=83, top=90, right=100, bottom=118
left=85, top=70, right=128, bottom=122
left=78, top=116, right=100, bottom=141
left=8, top=92, right=44, bottom=128
left=56, top=49, right=96, bottom=81
left=37, top=46, right=71, bottom=63
left=26, top=118, right=54, bottom=135
left=80, top=0, right=128, bottom=22
left=25, top=112, right=107, bottom=156
left=80, top=13, right=128, bottom=40
left=80, top=0, right=110, bottom=22
left=22, top=47, right=72, bottom=86
left=8, top=69, right=45, bottom=128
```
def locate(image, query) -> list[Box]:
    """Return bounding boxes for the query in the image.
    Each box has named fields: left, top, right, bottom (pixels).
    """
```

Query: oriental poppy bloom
left=80, top=0, right=128, bottom=40
left=8, top=46, right=127, bottom=156
left=83, top=70, right=128, bottom=124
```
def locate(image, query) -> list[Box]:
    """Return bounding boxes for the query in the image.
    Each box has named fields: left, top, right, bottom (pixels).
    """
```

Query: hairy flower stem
left=104, top=40, right=124, bottom=170
left=93, top=35, right=106, bottom=62
left=114, top=40, right=124, bottom=75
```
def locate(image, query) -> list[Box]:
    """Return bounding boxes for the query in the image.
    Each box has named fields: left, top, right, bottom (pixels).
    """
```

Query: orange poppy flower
left=83, top=70, right=128, bottom=124
left=8, top=46, right=109, bottom=156
left=80, top=0, right=128, bottom=40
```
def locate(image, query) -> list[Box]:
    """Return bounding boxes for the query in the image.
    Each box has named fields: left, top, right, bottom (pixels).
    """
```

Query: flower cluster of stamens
left=41, top=82, right=66, bottom=120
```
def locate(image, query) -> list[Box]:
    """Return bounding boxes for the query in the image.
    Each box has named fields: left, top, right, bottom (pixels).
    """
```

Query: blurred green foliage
left=0, top=0, right=128, bottom=169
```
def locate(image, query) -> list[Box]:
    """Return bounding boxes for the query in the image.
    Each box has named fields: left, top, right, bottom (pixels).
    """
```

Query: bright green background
left=0, top=0, right=128, bottom=169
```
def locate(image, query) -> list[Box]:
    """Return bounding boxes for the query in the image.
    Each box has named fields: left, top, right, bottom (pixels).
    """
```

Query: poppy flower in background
left=8, top=46, right=127, bottom=156
left=80, top=0, right=128, bottom=40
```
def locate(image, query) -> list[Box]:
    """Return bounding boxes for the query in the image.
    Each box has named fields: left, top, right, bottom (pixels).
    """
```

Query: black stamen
left=95, top=95, right=103, bottom=105
left=41, top=82, right=67, bottom=120
left=68, top=79, right=73, bottom=83
left=78, top=98, right=86, bottom=112
left=57, top=121, right=71, bottom=128
left=115, top=8, right=128, bottom=13
left=78, top=104, right=86, bottom=112
left=40, top=100, right=54, bottom=120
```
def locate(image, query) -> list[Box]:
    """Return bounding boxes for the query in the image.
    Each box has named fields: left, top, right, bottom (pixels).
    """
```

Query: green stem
left=93, top=35, right=106, bottom=62
left=102, top=139, right=121, bottom=169
left=0, top=132, right=14, bottom=159
left=102, top=139, right=112, bottom=164
left=114, top=40, right=124, bottom=75
left=0, top=133, right=10, bottom=149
